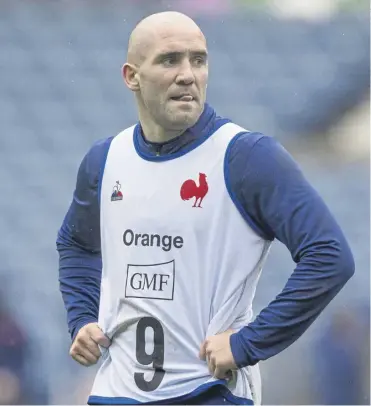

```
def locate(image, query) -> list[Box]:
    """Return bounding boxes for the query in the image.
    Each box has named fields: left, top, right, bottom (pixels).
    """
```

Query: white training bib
left=90, top=122, right=271, bottom=404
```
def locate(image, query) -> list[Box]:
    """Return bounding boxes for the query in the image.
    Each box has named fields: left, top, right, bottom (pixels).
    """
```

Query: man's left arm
left=225, top=133, right=355, bottom=368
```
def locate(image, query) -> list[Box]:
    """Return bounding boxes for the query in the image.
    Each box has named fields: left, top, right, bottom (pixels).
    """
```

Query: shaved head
left=127, top=12, right=206, bottom=66
left=122, top=11, right=209, bottom=142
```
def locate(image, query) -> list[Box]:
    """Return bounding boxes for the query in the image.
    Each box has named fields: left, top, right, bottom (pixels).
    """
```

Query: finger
left=207, top=355, right=216, bottom=376
left=76, top=347, right=99, bottom=365
left=94, top=334, right=111, bottom=348
left=199, top=340, right=206, bottom=360
left=85, top=337, right=102, bottom=358
left=71, top=341, right=100, bottom=365
left=71, top=353, right=91, bottom=367
left=75, top=331, right=91, bottom=347
left=214, top=366, right=227, bottom=379
left=214, top=367, right=225, bottom=379
left=90, top=330, right=111, bottom=348
left=199, top=340, right=207, bottom=360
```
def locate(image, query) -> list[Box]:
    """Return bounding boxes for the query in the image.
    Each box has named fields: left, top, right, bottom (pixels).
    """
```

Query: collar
left=135, top=103, right=217, bottom=158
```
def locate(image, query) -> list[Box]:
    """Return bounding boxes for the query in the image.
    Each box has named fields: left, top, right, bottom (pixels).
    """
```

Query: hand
left=69, top=322, right=111, bottom=367
left=199, top=329, right=238, bottom=379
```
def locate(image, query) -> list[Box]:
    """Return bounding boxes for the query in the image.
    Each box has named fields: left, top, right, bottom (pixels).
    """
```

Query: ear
left=122, top=63, right=140, bottom=91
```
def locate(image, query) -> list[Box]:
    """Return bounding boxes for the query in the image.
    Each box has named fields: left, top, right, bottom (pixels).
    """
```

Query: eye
left=162, top=56, right=178, bottom=66
left=192, top=56, right=206, bottom=66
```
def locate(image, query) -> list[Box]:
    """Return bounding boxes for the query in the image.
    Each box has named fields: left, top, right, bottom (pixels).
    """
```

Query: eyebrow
left=154, top=50, right=208, bottom=62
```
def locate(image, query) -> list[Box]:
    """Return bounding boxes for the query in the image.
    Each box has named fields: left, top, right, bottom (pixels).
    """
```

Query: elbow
left=56, top=225, right=71, bottom=250
left=343, top=251, right=355, bottom=282
left=336, top=239, right=355, bottom=285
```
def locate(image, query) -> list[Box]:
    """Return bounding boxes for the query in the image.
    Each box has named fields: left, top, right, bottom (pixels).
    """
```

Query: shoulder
left=228, top=130, right=281, bottom=156
left=81, top=136, right=117, bottom=174
left=225, top=130, right=304, bottom=240
left=85, top=136, right=115, bottom=164
left=227, top=130, right=299, bottom=174
left=76, top=136, right=115, bottom=189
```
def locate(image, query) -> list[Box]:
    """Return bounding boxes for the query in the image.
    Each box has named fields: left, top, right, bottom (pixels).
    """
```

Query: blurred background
left=0, top=0, right=369, bottom=404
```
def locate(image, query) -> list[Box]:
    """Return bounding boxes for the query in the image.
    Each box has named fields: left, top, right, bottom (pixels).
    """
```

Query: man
left=57, top=11, right=355, bottom=405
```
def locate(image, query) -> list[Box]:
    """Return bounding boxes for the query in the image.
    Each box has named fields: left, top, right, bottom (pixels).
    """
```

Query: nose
left=175, top=59, right=195, bottom=85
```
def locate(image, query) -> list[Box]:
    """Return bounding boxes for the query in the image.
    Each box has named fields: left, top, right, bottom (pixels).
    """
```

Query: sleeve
left=225, top=133, right=355, bottom=368
left=56, top=137, right=113, bottom=341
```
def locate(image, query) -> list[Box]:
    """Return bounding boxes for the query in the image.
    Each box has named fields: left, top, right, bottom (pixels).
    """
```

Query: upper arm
left=227, top=133, right=353, bottom=263
left=57, top=137, right=113, bottom=253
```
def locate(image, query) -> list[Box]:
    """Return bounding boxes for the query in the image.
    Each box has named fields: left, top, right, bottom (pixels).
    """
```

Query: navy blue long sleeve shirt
left=57, top=104, right=354, bottom=368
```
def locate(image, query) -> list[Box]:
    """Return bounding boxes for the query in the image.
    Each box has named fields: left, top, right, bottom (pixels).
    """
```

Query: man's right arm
left=56, top=137, right=113, bottom=342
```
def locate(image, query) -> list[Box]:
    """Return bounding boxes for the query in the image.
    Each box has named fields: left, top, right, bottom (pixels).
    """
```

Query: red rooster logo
left=180, top=173, right=209, bottom=208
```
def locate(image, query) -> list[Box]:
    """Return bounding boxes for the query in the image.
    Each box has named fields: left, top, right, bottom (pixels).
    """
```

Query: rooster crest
left=180, top=172, right=209, bottom=208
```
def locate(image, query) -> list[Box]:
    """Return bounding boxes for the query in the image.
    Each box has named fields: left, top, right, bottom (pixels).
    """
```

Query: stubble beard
left=164, top=102, right=202, bottom=130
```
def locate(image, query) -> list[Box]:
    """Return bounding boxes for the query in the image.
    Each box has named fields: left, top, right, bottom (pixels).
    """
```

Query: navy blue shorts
left=172, top=384, right=253, bottom=405
left=88, top=384, right=253, bottom=405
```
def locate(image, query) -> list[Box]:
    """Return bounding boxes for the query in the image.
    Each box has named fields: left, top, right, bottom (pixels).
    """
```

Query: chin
left=168, top=108, right=202, bottom=129
left=171, top=115, right=198, bottom=130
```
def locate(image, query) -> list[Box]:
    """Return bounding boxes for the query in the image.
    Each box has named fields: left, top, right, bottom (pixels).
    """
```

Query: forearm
left=227, top=133, right=355, bottom=368
left=58, top=243, right=102, bottom=341
left=56, top=138, right=110, bottom=340
left=230, top=236, right=354, bottom=367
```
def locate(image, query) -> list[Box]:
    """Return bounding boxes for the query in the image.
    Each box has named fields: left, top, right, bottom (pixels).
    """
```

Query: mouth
left=170, top=94, right=195, bottom=102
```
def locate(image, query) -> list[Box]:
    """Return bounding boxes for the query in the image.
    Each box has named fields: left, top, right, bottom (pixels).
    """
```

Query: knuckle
left=80, top=358, right=88, bottom=366
left=76, top=335, right=86, bottom=344
left=71, top=343, right=81, bottom=353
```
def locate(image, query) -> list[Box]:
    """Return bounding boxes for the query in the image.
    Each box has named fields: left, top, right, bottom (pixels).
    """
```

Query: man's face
left=136, top=26, right=208, bottom=131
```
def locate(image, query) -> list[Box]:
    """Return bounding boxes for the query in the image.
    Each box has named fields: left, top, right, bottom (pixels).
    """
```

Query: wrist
left=229, top=329, right=252, bottom=368
left=71, top=317, right=98, bottom=342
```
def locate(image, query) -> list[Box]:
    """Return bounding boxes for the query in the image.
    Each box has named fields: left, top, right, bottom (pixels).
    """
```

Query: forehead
left=151, top=25, right=207, bottom=55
